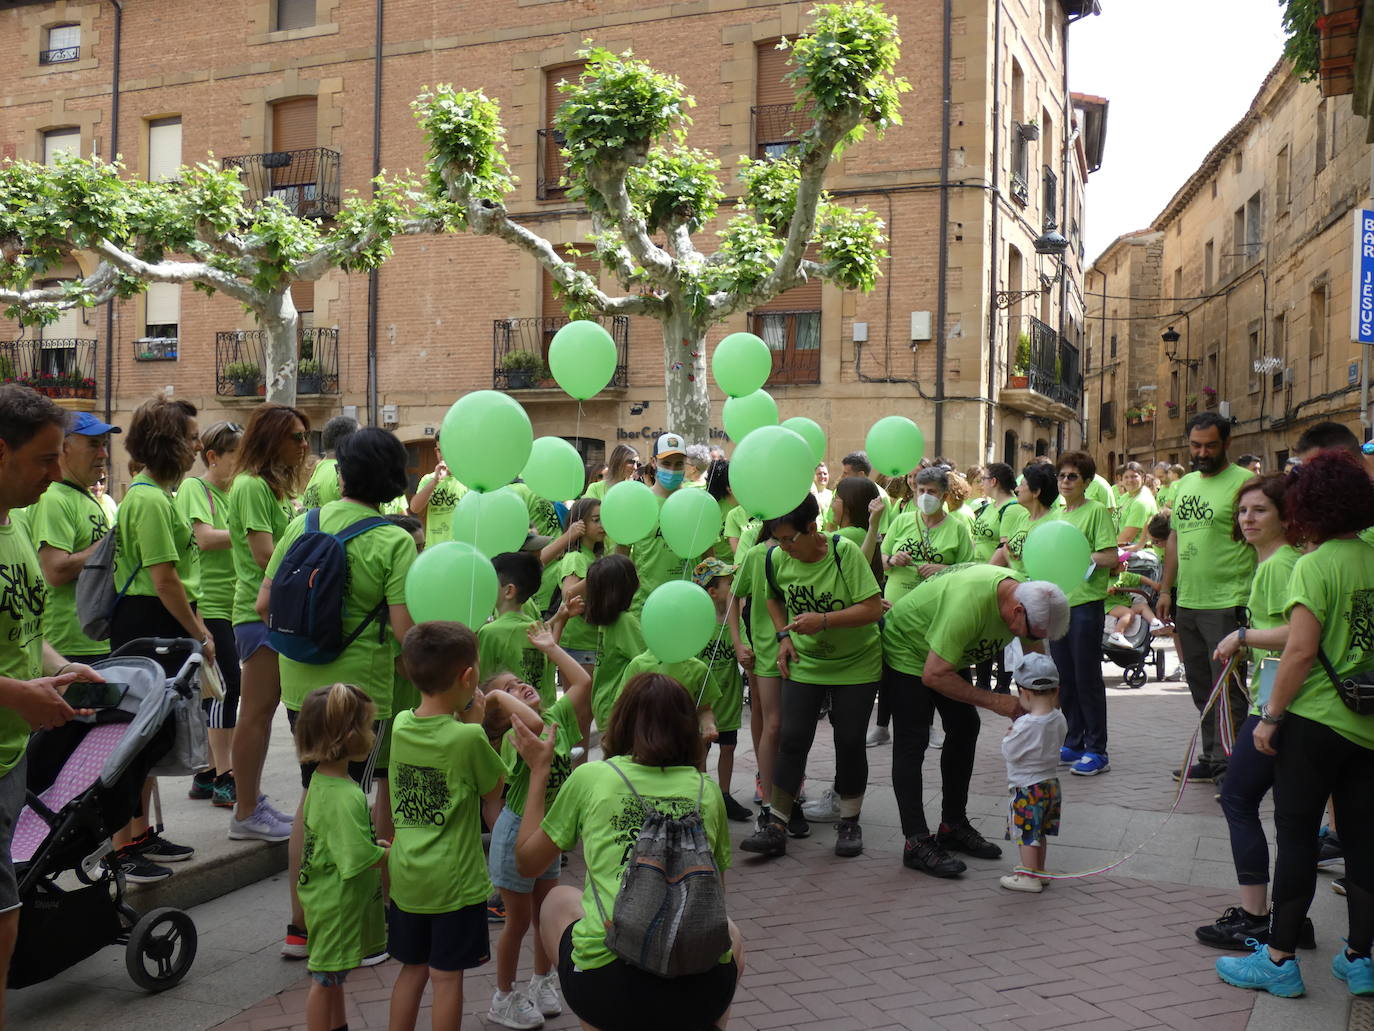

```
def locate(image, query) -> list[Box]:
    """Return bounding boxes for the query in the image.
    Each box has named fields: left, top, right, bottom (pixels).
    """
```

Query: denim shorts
left=488, top=805, right=560, bottom=893
left=564, top=648, right=597, bottom=666
left=310, top=969, right=349, bottom=987
left=233, top=620, right=275, bottom=664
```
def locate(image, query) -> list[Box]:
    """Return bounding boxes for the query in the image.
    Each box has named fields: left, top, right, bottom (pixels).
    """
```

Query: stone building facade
left=1086, top=61, right=1372, bottom=477
left=0, top=0, right=1103, bottom=492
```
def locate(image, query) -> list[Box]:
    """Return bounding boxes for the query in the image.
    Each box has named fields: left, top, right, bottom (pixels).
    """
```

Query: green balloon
left=601, top=480, right=660, bottom=544
left=549, top=320, right=617, bottom=400
left=712, top=332, right=773, bottom=397
left=728, top=425, right=814, bottom=519
left=440, top=390, right=533, bottom=492
left=642, top=580, right=717, bottom=663
left=781, top=416, right=826, bottom=465
left=1022, top=520, right=1092, bottom=595
left=452, top=487, right=529, bottom=558
left=865, top=416, right=925, bottom=477
left=405, top=540, right=498, bottom=628
left=660, top=487, right=723, bottom=560
left=522, top=436, right=585, bottom=502
left=722, top=388, right=778, bottom=442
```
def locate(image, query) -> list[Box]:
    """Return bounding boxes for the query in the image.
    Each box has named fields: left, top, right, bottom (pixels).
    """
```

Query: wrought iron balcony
left=214, top=327, right=339, bottom=397
left=39, top=46, right=80, bottom=65
left=492, top=316, right=628, bottom=391
left=752, top=104, right=809, bottom=159
left=1004, top=316, right=1082, bottom=417
left=749, top=310, right=821, bottom=385
left=536, top=129, right=569, bottom=200
left=0, top=338, right=97, bottom=398
left=221, top=148, right=341, bottom=219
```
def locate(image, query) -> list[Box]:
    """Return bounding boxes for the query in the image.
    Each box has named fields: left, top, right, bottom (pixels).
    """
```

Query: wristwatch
left=1259, top=704, right=1284, bottom=725
left=775, top=630, right=791, bottom=641
left=1238, top=627, right=1248, bottom=647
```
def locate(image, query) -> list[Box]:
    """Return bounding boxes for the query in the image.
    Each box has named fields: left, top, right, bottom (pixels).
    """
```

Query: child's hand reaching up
left=527, top=620, right=557, bottom=652
left=460, top=688, right=486, bottom=725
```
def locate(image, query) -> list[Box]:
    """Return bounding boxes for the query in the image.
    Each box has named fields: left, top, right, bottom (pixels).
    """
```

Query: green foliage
left=1014, top=332, right=1031, bottom=373
left=298, top=358, right=321, bottom=376
left=1280, top=0, right=1321, bottom=84
left=784, top=1, right=910, bottom=150
left=330, top=175, right=421, bottom=272
left=224, top=360, right=261, bottom=381
left=626, top=148, right=723, bottom=234
left=738, top=154, right=801, bottom=236
left=411, top=86, right=515, bottom=218
left=500, top=349, right=548, bottom=377
left=815, top=202, right=886, bottom=291
left=701, top=214, right=784, bottom=314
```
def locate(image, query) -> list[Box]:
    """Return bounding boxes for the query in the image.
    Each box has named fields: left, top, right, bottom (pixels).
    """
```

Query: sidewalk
left=9, top=666, right=1363, bottom=1031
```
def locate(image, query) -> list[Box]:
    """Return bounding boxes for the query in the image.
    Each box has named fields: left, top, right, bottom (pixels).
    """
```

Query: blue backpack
left=267, top=509, right=391, bottom=664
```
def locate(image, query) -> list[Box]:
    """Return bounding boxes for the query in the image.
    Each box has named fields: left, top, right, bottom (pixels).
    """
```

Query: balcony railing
left=749, top=310, right=821, bottom=385
left=492, top=316, right=628, bottom=391
left=536, top=129, right=569, bottom=200
left=39, top=46, right=80, bottom=65
left=1010, top=170, right=1029, bottom=206
left=752, top=104, right=809, bottom=159
left=0, top=338, right=98, bottom=398
left=1011, top=315, right=1081, bottom=410
left=221, top=148, right=341, bottom=219
left=214, top=328, right=339, bottom=397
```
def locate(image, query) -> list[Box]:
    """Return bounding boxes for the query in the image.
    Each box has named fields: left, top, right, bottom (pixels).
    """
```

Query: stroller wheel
left=125, top=906, right=197, bottom=991
left=1124, top=666, right=1148, bottom=689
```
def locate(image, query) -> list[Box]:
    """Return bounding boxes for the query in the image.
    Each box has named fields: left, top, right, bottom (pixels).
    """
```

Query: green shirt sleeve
left=327, top=778, right=387, bottom=881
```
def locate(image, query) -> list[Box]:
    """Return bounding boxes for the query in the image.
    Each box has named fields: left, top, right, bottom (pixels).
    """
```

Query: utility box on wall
left=910, top=311, right=932, bottom=342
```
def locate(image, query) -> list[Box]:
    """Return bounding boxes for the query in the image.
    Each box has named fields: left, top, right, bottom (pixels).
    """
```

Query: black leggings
left=1217, top=715, right=1275, bottom=886
left=884, top=665, right=980, bottom=839
left=1270, top=713, right=1374, bottom=953
left=202, top=617, right=241, bottom=730
left=773, top=680, right=878, bottom=807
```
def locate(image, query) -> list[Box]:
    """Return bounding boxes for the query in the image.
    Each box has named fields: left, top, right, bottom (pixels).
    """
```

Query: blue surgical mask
left=657, top=467, right=685, bottom=490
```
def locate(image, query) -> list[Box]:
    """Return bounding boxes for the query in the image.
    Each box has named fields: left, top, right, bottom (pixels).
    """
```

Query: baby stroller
left=1102, top=550, right=1167, bottom=688
left=9, top=638, right=204, bottom=993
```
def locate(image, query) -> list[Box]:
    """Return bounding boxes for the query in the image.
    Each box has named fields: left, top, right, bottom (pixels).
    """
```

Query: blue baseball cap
left=67, top=412, right=121, bottom=436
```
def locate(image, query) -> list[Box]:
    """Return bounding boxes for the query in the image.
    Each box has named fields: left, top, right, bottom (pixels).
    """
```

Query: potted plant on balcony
left=297, top=358, right=322, bottom=395
left=260, top=152, right=293, bottom=169
left=500, top=349, right=546, bottom=390
left=1020, top=118, right=1040, bottom=141
left=225, top=360, right=261, bottom=397
left=1009, top=333, right=1031, bottom=389
left=1125, top=406, right=1143, bottom=426
left=0, top=356, right=14, bottom=384
left=1165, top=400, right=1179, bottom=417
left=1140, top=401, right=1156, bottom=423
left=1202, top=385, right=1218, bottom=408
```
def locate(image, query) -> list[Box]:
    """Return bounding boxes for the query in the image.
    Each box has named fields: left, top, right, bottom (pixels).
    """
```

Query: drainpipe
left=366, top=0, right=383, bottom=425
left=103, top=0, right=122, bottom=424
left=933, top=0, right=953, bottom=456
left=1057, top=9, right=1071, bottom=452
left=984, top=0, right=1003, bottom=463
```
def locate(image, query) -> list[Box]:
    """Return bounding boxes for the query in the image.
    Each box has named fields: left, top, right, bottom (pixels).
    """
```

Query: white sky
left=1069, top=0, right=1289, bottom=263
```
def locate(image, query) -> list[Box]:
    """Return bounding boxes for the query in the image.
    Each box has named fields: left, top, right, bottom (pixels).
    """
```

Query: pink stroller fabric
left=11, top=724, right=129, bottom=864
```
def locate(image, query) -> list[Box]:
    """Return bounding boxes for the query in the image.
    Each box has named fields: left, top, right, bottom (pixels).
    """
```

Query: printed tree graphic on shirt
left=393, top=763, right=450, bottom=826
left=609, top=793, right=699, bottom=867
left=1348, top=589, right=1374, bottom=655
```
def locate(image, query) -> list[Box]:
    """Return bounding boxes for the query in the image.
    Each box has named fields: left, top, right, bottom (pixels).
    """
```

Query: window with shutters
left=42, top=127, right=80, bottom=165
left=750, top=254, right=821, bottom=385
left=144, top=283, right=180, bottom=342
left=41, top=24, right=80, bottom=64
left=541, top=249, right=600, bottom=361
left=539, top=63, right=583, bottom=200
left=147, top=118, right=182, bottom=182
left=275, top=0, right=315, bottom=31
left=268, top=98, right=319, bottom=214
left=755, top=41, right=804, bottom=158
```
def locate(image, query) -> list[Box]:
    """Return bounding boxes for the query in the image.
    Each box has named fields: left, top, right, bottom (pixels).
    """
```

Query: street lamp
left=994, top=230, right=1072, bottom=308
left=1161, top=325, right=1198, bottom=369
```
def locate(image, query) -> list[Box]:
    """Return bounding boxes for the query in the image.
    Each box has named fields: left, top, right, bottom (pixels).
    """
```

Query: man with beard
left=1158, top=411, right=1255, bottom=784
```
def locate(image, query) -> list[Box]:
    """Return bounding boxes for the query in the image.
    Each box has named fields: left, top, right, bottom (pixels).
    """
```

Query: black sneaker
left=1173, top=761, right=1225, bottom=783
left=902, top=834, right=966, bottom=878
left=722, top=794, right=753, bottom=823
left=188, top=770, right=215, bottom=800
left=835, top=817, right=863, bottom=858
left=134, top=829, right=195, bottom=863
left=1195, top=906, right=1268, bottom=950
left=1318, top=829, right=1343, bottom=869
left=740, top=814, right=787, bottom=858
left=936, top=820, right=1002, bottom=860
left=486, top=894, right=506, bottom=923
left=786, top=806, right=810, bottom=839
left=110, top=848, right=173, bottom=884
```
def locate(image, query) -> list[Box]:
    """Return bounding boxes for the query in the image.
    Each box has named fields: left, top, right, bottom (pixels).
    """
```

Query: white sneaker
left=528, top=971, right=562, bottom=1018
left=929, top=725, right=945, bottom=749
left=228, top=795, right=293, bottom=842
left=999, top=873, right=1044, bottom=893
left=866, top=725, right=890, bottom=747
left=1107, top=631, right=1131, bottom=649
left=488, top=989, right=544, bottom=1029
left=1149, top=619, right=1165, bottom=632
left=801, top=788, right=841, bottom=823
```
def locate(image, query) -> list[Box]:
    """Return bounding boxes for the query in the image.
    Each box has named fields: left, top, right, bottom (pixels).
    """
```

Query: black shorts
left=714, top=729, right=739, bottom=747
left=286, top=709, right=384, bottom=791
left=557, top=925, right=737, bottom=1031
left=388, top=902, right=490, bottom=972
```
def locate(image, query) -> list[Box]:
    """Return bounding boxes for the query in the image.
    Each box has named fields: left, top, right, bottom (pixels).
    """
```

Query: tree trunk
left=258, top=290, right=299, bottom=406
left=660, top=304, right=710, bottom=444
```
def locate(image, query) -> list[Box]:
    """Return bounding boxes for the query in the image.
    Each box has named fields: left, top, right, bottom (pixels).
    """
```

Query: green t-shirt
left=501, top=694, right=580, bottom=818
left=114, top=474, right=200, bottom=603
left=301, top=457, right=342, bottom=509
left=510, top=481, right=564, bottom=612
left=1245, top=544, right=1302, bottom=712
left=556, top=545, right=600, bottom=651
left=227, top=474, right=296, bottom=626
left=615, top=651, right=716, bottom=715
left=882, top=565, right=1027, bottom=677
left=723, top=505, right=754, bottom=551
left=765, top=534, right=882, bottom=685
left=0, top=521, right=45, bottom=775
left=880, top=512, right=974, bottom=602
left=1285, top=537, right=1374, bottom=748
left=267, top=501, right=417, bottom=717
left=971, top=498, right=1017, bottom=563
left=542, top=757, right=732, bottom=971
left=297, top=772, right=386, bottom=973
left=1156, top=483, right=1176, bottom=510
left=174, top=477, right=234, bottom=622
left=734, top=535, right=779, bottom=679
left=1001, top=505, right=1064, bottom=577
left=699, top=620, right=743, bottom=732
left=591, top=613, right=646, bottom=729
left=1170, top=464, right=1257, bottom=609
left=30, top=479, right=111, bottom=657
left=581, top=479, right=608, bottom=501
left=388, top=710, right=505, bottom=913
left=478, top=610, right=556, bottom=709
left=1057, top=499, right=1116, bottom=606
left=835, top=525, right=866, bottom=549
left=1117, top=488, right=1158, bottom=546
left=1086, top=474, right=1118, bottom=511
left=417, top=473, right=468, bottom=547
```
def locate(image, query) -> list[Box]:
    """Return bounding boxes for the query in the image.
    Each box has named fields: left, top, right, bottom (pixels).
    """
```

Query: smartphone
left=64, top=682, right=129, bottom=709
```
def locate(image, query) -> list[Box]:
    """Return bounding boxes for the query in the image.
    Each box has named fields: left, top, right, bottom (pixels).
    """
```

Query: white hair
left=684, top=444, right=712, bottom=468
left=1014, top=581, right=1070, bottom=641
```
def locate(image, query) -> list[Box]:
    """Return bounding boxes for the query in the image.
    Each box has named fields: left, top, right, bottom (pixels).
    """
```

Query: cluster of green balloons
left=406, top=541, right=498, bottom=630
left=641, top=580, right=718, bottom=663
left=1022, top=521, right=1092, bottom=594
left=548, top=320, right=618, bottom=400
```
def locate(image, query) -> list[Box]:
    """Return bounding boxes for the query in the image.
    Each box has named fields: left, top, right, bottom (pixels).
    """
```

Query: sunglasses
left=289, top=432, right=308, bottom=443
left=1057, top=472, right=1081, bottom=482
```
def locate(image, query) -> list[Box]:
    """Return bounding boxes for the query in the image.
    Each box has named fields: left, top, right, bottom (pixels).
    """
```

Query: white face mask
left=917, top=493, right=942, bottom=515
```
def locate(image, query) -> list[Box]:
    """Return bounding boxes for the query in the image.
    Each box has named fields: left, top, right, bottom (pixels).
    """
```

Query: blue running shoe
left=1059, top=746, right=1083, bottom=766
left=1070, top=752, right=1110, bottom=776
left=1332, top=945, right=1374, bottom=996
left=1216, top=939, right=1305, bottom=998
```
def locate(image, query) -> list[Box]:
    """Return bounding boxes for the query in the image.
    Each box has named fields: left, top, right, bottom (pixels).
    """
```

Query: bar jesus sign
left=1352, top=208, right=1374, bottom=344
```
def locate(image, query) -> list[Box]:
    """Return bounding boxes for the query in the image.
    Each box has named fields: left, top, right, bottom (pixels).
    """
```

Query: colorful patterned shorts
left=1006, top=778, right=1062, bottom=846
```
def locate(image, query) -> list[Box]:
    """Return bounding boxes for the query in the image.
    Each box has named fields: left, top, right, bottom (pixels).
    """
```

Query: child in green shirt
left=583, top=555, right=646, bottom=730
left=1105, top=513, right=1170, bottom=648
left=293, top=683, right=388, bottom=1031
left=388, top=622, right=507, bottom=1031
left=693, top=558, right=752, bottom=822
left=479, top=552, right=575, bottom=709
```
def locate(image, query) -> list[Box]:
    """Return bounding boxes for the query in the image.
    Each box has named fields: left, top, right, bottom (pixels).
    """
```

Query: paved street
left=9, top=653, right=1363, bottom=1031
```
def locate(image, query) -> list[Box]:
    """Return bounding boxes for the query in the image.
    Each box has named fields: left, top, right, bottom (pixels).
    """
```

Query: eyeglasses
left=289, top=432, right=308, bottom=443
left=1057, top=472, right=1081, bottom=482
left=774, top=529, right=807, bottom=546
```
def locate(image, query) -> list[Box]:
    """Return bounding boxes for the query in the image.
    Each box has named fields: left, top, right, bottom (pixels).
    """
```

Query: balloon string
left=696, top=572, right=740, bottom=710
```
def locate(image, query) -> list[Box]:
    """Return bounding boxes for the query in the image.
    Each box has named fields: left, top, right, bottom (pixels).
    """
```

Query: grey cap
left=1013, top=652, right=1060, bottom=690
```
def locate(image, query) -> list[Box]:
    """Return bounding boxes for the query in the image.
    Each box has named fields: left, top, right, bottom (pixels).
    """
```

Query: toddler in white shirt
left=1000, top=652, right=1068, bottom=893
